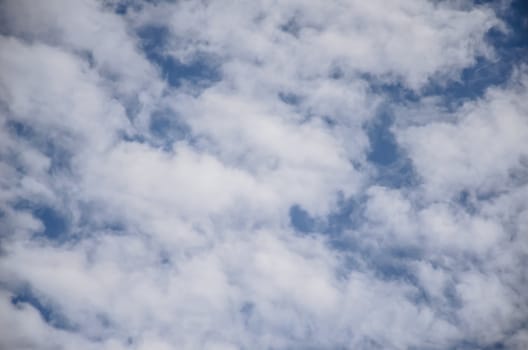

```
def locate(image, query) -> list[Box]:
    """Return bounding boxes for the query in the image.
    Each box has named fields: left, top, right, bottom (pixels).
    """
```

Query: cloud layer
left=1, top=0, right=527, bottom=349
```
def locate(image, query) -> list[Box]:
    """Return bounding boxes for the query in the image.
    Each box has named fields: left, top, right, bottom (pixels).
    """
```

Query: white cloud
left=397, top=69, right=528, bottom=199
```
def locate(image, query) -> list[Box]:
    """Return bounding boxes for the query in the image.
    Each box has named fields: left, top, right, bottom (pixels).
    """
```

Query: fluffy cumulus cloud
left=0, top=0, right=527, bottom=349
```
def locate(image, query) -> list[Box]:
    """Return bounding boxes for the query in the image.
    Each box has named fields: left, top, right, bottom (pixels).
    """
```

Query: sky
left=0, top=0, right=527, bottom=349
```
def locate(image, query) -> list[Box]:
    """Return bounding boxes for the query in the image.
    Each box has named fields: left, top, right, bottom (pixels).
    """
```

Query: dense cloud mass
left=0, top=0, right=527, bottom=349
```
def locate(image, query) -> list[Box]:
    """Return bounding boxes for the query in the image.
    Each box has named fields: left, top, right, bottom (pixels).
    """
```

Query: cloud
left=0, top=0, right=527, bottom=349
left=396, top=67, right=528, bottom=199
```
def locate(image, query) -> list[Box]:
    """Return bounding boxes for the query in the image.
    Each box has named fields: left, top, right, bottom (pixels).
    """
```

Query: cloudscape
left=1, top=0, right=527, bottom=349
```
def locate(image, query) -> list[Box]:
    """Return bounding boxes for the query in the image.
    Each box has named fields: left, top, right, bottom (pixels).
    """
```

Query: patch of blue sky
left=10, top=287, right=75, bottom=331
left=119, top=131, right=148, bottom=145
left=120, top=125, right=203, bottom=154
left=111, top=0, right=159, bottom=16
left=12, top=200, right=69, bottom=241
left=10, top=286, right=118, bottom=342
left=455, top=190, right=478, bottom=215
left=149, top=108, right=190, bottom=148
left=120, top=107, right=203, bottom=152
left=159, top=54, right=221, bottom=88
left=323, top=195, right=359, bottom=235
left=113, top=1, right=132, bottom=15
left=137, top=25, right=221, bottom=89
left=289, top=193, right=362, bottom=236
left=453, top=186, right=519, bottom=216
left=6, top=119, right=33, bottom=139
left=278, top=91, right=302, bottom=106
left=289, top=204, right=317, bottom=234
left=32, top=206, right=69, bottom=240
left=365, top=109, right=419, bottom=189
left=366, top=112, right=399, bottom=166
left=448, top=340, right=508, bottom=350
left=279, top=17, right=301, bottom=37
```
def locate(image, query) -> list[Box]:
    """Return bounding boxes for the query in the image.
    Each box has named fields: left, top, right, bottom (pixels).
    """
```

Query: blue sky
left=0, top=0, right=528, bottom=349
